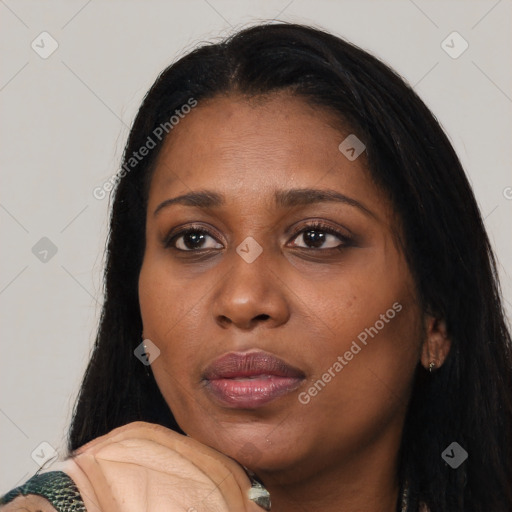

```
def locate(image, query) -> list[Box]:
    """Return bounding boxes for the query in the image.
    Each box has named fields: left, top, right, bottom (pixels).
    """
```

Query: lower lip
left=205, top=375, right=303, bottom=408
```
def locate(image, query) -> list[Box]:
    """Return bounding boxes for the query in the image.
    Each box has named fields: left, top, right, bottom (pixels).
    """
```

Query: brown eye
left=166, top=228, right=223, bottom=251
left=288, top=222, right=350, bottom=250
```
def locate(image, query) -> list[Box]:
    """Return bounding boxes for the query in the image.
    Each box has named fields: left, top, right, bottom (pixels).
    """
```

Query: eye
left=288, top=222, right=350, bottom=250
left=165, top=227, right=223, bottom=251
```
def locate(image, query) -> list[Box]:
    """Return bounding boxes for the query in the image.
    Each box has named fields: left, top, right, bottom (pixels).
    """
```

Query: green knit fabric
left=0, top=471, right=86, bottom=511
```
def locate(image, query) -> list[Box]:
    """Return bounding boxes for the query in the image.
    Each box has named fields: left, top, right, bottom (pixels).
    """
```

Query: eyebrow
left=153, top=188, right=376, bottom=219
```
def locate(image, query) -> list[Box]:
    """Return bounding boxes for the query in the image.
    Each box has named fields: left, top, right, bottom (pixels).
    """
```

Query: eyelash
left=163, top=221, right=352, bottom=252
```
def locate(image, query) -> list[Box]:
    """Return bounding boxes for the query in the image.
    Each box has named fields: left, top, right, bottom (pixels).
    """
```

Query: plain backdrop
left=1, top=0, right=511, bottom=494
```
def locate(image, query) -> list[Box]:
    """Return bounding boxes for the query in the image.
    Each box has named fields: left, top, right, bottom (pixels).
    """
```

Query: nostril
left=254, top=314, right=270, bottom=322
left=216, top=313, right=271, bottom=329
left=218, top=315, right=232, bottom=325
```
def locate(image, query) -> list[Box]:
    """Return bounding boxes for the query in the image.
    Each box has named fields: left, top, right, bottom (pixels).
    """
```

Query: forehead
left=148, top=93, right=388, bottom=216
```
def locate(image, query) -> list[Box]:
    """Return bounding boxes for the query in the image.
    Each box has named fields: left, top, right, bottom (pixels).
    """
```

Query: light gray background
left=1, top=0, right=511, bottom=494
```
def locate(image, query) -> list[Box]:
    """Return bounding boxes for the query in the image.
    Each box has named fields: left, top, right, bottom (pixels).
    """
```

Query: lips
left=202, top=351, right=305, bottom=408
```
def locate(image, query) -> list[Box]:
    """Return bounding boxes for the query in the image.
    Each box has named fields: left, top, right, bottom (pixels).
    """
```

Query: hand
left=63, top=421, right=269, bottom=512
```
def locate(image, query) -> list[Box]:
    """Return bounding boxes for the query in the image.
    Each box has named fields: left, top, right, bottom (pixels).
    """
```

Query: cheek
left=297, top=293, right=421, bottom=448
left=292, top=260, right=421, bottom=425
left=138, top=258, right=206, bottom=380
left=139, top=255, right=202, bottom=341
left=138, top=260, right=202, bottom=420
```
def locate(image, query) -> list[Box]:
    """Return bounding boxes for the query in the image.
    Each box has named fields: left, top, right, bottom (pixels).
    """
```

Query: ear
left=420, top=315, right=451, bottom=372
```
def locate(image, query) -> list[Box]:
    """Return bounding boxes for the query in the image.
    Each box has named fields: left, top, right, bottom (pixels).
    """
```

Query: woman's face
left=138, top=93, right=424, bottom=481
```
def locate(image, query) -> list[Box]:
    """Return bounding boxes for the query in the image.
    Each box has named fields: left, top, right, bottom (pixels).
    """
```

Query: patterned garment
left=0, top=467, right=424, bottom=512
left=0, top=471, right=86, bottom=511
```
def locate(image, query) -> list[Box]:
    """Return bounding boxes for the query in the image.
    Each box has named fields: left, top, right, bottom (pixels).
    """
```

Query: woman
left=1, top=22, right=511, bottom=512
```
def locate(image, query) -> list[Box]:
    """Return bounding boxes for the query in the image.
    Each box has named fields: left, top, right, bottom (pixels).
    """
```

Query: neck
left=256, top=427, right=403, bottom=512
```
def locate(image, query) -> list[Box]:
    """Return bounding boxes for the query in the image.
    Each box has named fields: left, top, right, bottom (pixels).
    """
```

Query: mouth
left=202, top=350, right=305, bottom=409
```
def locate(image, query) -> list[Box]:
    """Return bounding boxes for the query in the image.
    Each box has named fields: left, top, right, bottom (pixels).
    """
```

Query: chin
left=217, top=433, right=303, bottom=473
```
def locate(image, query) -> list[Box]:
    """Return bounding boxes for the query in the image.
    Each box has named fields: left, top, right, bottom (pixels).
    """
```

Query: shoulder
left=0, top=470, right=86, bottom=511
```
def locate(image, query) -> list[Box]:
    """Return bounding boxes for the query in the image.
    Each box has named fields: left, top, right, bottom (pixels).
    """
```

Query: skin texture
left=1, top=495, right=59, bottom=512
left=138, top=93, right=451, bottom=512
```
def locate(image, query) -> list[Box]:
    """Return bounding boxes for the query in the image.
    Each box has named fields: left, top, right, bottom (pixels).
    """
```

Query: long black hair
left=68, top=22, right=512, bottom=511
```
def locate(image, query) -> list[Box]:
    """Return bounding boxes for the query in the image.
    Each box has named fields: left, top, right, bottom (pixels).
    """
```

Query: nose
left=212, top=249, right=290, bottom=331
